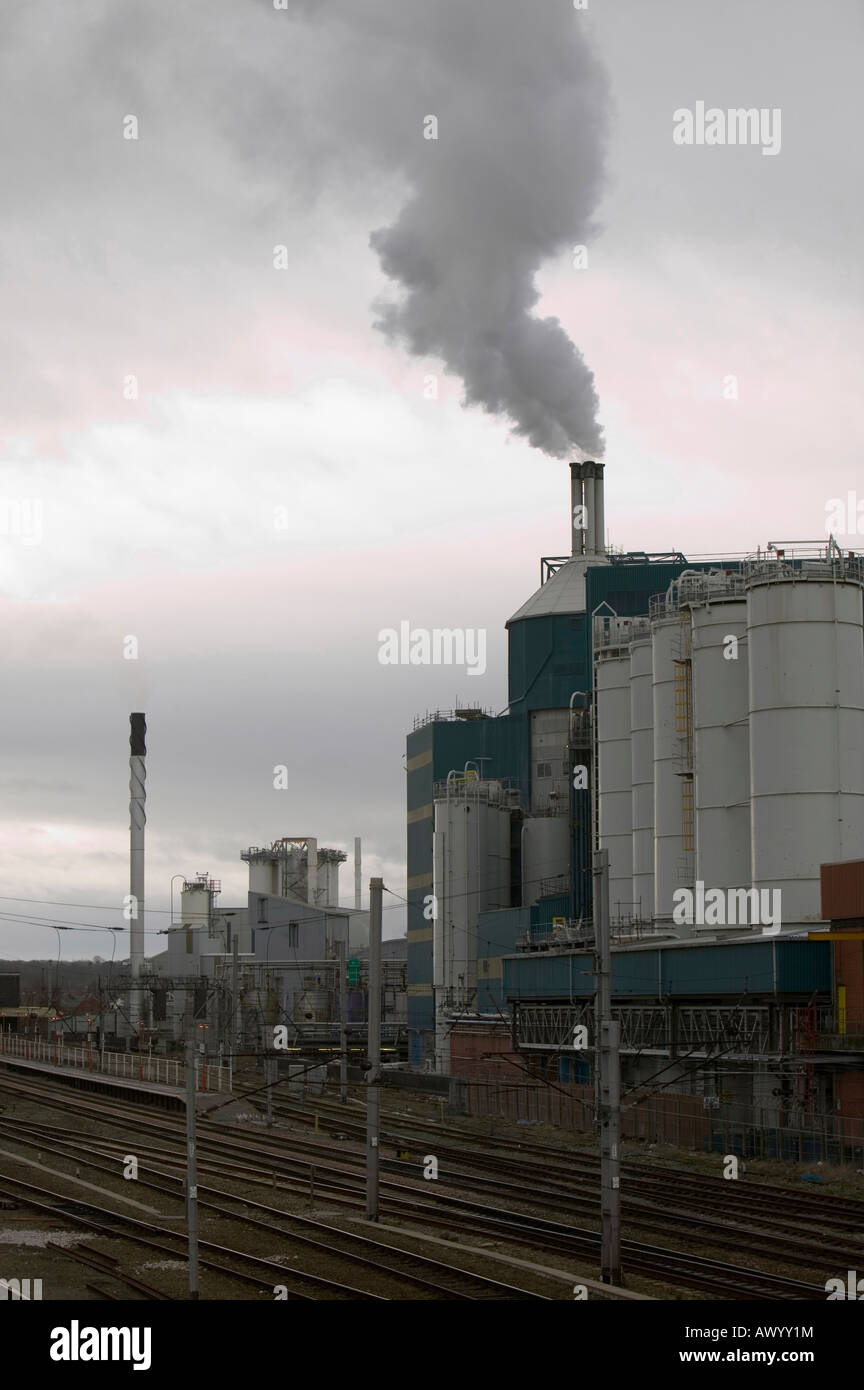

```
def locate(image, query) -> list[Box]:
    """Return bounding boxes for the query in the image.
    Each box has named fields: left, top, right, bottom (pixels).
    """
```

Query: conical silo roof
left=506, top=558, right=588, bottom=625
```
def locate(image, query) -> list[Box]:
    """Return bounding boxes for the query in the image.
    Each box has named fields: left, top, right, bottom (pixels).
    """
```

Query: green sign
left=347, top=957, right=360, bottom=985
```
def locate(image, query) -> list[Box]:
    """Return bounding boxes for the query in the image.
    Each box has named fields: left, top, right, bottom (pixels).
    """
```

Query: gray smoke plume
left=0, top=0, right=609, bottom=456
left=318, top=0, right=611, bottom=458
left=369, top=4, right=613, bottom=455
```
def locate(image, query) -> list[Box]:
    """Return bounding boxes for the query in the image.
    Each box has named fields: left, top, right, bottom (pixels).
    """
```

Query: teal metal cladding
left=776, top=940, right=832, bottom=992
left=507, top=613, right=588, bottom=718
left=477, top=906, right=529, bottom=956
left=503, top=940, right=833, bottom=1001
left=531, top=894, right=571, bottom=928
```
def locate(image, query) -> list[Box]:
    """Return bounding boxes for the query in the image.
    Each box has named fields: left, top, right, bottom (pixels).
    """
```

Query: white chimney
left=129, top=713, right=146, bottom=1028
left=571, top=460, right=605, bottom=556
left=592, top=461, right=605, bottom=554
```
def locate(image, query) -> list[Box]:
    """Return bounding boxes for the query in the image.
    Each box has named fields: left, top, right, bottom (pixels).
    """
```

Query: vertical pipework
left=129, top=713, right=146, bottom=1028
left=592, top=461, right=606, bottom=555
left=306, top=837, right=318, bottom=903
left=583, top=472, right=596, bottom=556
left=354, top=837, right=362, bottom=910
left=570, top=461, right=585, bottom=557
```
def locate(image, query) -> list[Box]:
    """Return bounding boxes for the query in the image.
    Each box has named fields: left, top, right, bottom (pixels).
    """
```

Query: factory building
left=406, top=463, right=742, bottom=1065
left=592, top=553, right=864, bottom=931
left=405, top=466, right=864, bottom=1146
left=141, top=836, right=405, bottom=1054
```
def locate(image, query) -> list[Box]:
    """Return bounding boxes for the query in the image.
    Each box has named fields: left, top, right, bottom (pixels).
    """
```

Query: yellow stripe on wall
left=406, top=749, right=433, bottom=772
left=407, top=872, right=434, bottom=890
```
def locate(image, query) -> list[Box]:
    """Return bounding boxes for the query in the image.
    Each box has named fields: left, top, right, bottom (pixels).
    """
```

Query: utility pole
left=593, top=848, right=621, bottom=1284
left=337, top=938, right=348, bottom=1103
left=185, top=1039, right=199, bottom=1299
left=365, top=877, right=383, bottom=1220
left=230, top=935, right=239, bottom=1082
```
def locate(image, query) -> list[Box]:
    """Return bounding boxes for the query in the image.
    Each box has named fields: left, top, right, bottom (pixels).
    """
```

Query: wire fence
left=464, top=1077, right=864, bottom=1168
left=0, top=1032, right=230, bottom=1094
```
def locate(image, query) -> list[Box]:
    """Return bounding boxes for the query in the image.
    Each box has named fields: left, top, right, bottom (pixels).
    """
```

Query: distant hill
left=0, top=958, right=127, bottom=1009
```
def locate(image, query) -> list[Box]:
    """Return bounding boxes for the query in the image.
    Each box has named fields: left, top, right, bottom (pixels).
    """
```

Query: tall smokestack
left=129, top=713, right=146, bottom=1029
left=570, top=461, right=605, bottom=556
left=354, top=837, right=362, bottom=910
left=583, top=472, right=596, bottom=554
left=592, top=461, right=606, bottom=554
left=570, top=462, right=586, bottom=557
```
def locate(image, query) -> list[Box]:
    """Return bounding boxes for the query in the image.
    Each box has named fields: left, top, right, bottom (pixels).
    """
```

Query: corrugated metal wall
left=503, top=939, right=833, bottom=1001
left=531, top=894, right=570, bottom=927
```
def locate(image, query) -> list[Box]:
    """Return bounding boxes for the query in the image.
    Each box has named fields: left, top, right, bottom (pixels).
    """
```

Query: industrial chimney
left=129, top=713, right=146, bottom=1028
left=570, top=460, right=605, bottom=557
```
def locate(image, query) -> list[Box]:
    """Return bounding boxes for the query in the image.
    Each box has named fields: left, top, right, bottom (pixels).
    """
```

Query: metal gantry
left=513, top=1001, right=836, bottom=1059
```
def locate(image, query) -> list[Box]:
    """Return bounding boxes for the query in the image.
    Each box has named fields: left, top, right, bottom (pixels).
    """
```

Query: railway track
left=0, top=1114, right=817, bottom=1301
left=0, top=1170, right=394, bottom=1300
left=0, top=1068, right=839, bottom=1298
left=0, top=1122, right=547, bottom=1301
left=0, top=1091, right=552, bottom=1300
left=270, top=1091, right=864, bottom=1238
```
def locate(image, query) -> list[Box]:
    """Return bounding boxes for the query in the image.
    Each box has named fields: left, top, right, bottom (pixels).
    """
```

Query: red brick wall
left=449, top=1025, right=521, bottom=1080
left=835, top=939, right=864, bottom=1024
left=837, top=1071, right=864, bottom=1123
left=821, top=859, right=864, bottom=920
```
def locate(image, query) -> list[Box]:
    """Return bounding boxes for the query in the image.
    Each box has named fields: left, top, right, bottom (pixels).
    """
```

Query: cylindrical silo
left=180, top=881, right=212, bottom=932
left=748, top=566, right=864, bottom=924
left=248, top=857, right=279, bottom=896
left=530, top=708, right=570, bottom=812
left=432, top=783, right=512, bottom=1070
left=690, top=597, right=750, bottom=896
left=521, top=815, right=570, bottom=907
left=596, top=646, right=633, bottom=923
left=652, top=613, right=694, bottom=927
left=630, top=637, right=654, bottom=921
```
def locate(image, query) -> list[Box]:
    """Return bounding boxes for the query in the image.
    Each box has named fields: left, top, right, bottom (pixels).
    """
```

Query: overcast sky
left=1, top=0, right=862, bottom=962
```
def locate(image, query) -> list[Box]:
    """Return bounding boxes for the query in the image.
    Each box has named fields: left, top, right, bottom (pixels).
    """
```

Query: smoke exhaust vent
left=570, top=460, right=605, bottom=557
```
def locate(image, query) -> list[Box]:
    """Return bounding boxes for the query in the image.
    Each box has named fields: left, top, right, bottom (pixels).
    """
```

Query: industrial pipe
left=129, top=713, right=146, bottom=1029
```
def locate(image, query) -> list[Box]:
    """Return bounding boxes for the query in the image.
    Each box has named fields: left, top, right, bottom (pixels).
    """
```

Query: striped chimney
left=129, top=713, right=146, bottom=1028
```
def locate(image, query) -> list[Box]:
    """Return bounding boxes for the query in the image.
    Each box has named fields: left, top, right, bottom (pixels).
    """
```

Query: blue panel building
left=404, top=464, right=743, bottom=1063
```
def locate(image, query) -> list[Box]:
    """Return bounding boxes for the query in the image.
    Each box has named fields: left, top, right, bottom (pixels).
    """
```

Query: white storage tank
left=248, top=858, right=279, bottom=896
left=179, top=879, right=213, bottom=933
left=530, top=708, right=570, bottom=813
left=432, top=782, right=511, bottom=1069
left=652, top=612, right=694, bottom=928
left=748, top=566, right=864, bottom=924
left=596, top=646, right=633, bottom=922
left=690, top=596, right=750, bottom=902
left=629, top=636, right=655, bottom=921
left=521, top=815, right=570, bottom=907
left=295, top=980, right=332, bottom=1023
